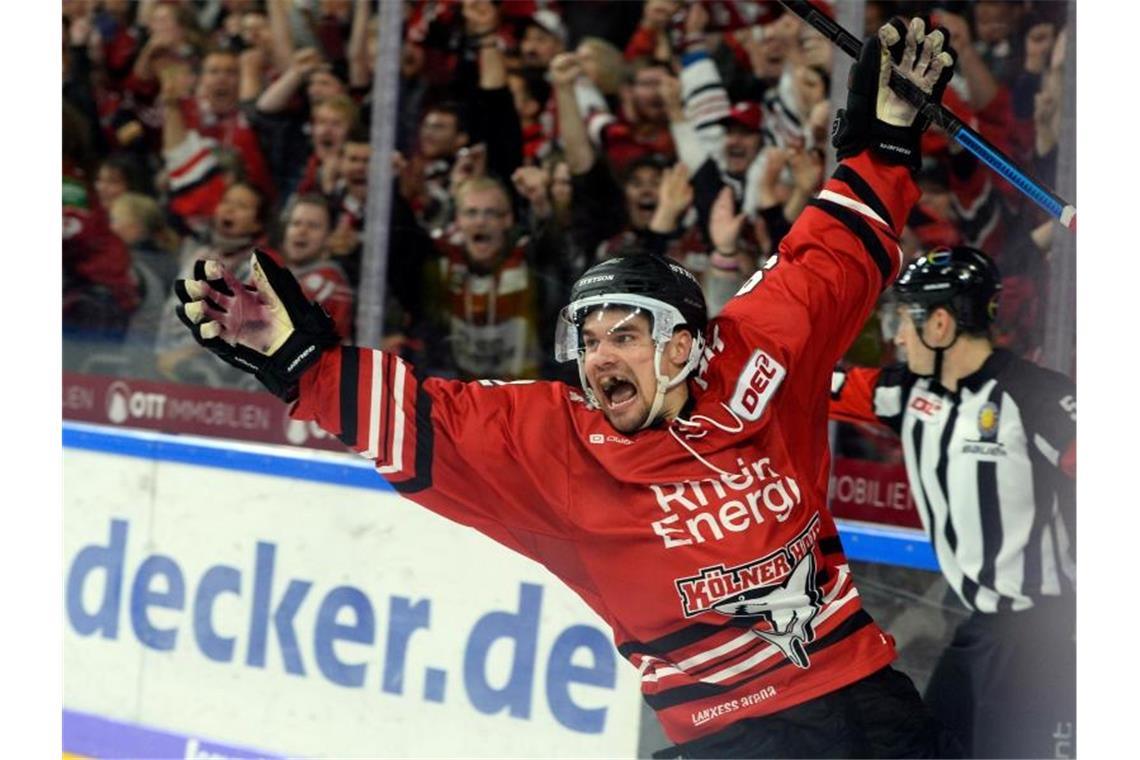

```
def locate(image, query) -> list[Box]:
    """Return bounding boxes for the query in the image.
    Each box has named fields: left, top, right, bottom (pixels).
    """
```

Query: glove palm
left=174, top=249, right=339, bottom=401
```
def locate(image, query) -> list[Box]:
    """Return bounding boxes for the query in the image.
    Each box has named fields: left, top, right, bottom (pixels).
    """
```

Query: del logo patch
left=729, top=350, right=786, bottom=422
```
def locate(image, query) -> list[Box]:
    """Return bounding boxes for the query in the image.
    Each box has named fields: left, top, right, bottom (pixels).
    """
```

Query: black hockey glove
left=832, top=17, right=956, bottom=171
left=174, top=249, right=340, bottom=402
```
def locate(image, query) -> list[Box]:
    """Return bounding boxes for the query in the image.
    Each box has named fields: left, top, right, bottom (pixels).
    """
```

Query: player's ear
left=668, top=329, right=694, bottom=369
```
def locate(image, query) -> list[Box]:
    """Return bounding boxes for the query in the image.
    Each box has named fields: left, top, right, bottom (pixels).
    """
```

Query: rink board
left=63, top=424, right=644, bottom=758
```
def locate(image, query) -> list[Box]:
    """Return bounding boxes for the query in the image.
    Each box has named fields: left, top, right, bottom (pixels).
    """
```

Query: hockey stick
left=780, top=0, right=1077, bottom=232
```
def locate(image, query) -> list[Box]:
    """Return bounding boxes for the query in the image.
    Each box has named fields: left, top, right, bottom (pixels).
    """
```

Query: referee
left=830, top=247, right=1075, bottom=759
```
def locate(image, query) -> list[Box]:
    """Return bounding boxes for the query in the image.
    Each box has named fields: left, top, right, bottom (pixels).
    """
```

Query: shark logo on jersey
left=674, top=516, right=824, bottom=668
left=743, top=553, right=821, bottom=669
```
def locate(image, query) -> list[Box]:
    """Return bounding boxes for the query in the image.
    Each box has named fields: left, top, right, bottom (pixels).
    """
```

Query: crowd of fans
left=62, top=0, right=1072, bottom=391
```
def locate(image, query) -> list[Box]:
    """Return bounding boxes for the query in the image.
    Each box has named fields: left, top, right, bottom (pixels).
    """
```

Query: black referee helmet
left=894, top=246, right=1002, bottom=335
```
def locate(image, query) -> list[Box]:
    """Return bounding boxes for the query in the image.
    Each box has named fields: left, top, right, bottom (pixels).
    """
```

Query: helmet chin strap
left=916, top=318, right=960, bottom=389
left=640, top=344, right=671, bottom=431
left=639, top=334, right=705, bottom=430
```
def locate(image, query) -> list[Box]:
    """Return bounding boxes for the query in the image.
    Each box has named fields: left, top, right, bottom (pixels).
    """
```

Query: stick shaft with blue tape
left=781, top=0, right=1076, bottom=231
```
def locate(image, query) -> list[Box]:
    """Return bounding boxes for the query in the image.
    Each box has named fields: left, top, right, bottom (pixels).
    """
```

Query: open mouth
left=599, top=375, right=638, bottom=410
left=470, top=232, right=492, bottom=245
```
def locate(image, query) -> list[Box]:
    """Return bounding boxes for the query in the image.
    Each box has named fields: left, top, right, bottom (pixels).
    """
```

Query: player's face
left=581, top=308, right=659, bottom=433
left=894, top=305, right=936, bottom=376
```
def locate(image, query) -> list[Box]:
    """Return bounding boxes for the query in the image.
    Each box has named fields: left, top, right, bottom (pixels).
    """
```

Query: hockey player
left=174, top=18, right=959, bottom=757
left=830, top=247, right=1076, bottom=758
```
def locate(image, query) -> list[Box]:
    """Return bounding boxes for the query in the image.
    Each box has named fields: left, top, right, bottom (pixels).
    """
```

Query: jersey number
left=734, top=254, right=780, bottom=297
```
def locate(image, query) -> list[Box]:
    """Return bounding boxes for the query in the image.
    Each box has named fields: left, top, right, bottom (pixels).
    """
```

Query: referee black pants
left=654, top=665, right=962, bottom=758
left=924, top=597, right=1076, bottom=759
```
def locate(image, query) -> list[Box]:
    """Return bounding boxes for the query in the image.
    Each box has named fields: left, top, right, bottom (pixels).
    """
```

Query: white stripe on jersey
left=1039, top=520, right=1061, bottom=598
left=991, top=394, right=1037, bottom=607
left=377, top=358, right=408, bottom=474
left=638, top=567, right=855, bottom=685
left=901, top=383, right=970, bottom=603
left=361, top=350, right=383, bottom=459
left=817, top=189, right=887, bottom=227
left=946, top=385, right=990, bottom=609
left=899, top=375, right=1070, bottom=612
left=1055, top=513, right=1077, bottom=587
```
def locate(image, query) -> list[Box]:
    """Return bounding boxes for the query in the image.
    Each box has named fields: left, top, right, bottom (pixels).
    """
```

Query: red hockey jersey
left=291, top=152, right=914, bottom=743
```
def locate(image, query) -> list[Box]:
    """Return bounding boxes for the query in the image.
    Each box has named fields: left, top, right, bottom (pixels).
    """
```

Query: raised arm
left=828, top=365, right=895, bottom=429
left=172, top=251, right=577, bottom=547
left=933, top=10, right=999, bottom=112
left=266, top=0, right=296, bottom=75
left=256, top=47, right=322, bottom=113
left=720, top=18, right=956, bottom=391
left=159, top=65, right=191, bottom=153
left=550, top=52, right=595, bottom=175
left=677, top=3, right=730, bottom=169
left=347, top=0, right=372, bottom=89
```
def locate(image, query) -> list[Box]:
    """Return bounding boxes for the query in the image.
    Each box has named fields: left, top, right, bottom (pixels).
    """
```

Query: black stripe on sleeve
left=379, top=353, right=394, bottom=466
left=975, top=458, right=1001, bottom=592
left=911, top=420, right=939, bottom=550
left=935, top=404, right=960, bottom=554
left=960, top=574, right=981, bottom=610
left=806, top=198, right=893, bottom=288
left=336, top=348, right=359, bottom=448
left=1021, top=502, right=1047, bottom=598
left=833, top=165, right=895, bottom=230
left=392, top=377, right=435, bottom=495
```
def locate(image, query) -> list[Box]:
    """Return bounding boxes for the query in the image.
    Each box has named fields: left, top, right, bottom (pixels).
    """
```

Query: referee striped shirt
left=831, top=349, right=1076, bottom=612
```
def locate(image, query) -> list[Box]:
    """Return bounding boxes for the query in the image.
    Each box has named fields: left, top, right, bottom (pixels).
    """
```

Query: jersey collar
left=958, top=348, right=1014, bottom=393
